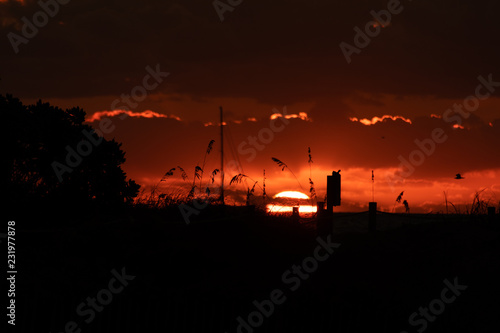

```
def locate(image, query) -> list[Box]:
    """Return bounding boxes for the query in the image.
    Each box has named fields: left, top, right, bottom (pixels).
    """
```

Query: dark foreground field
left=12, top=207, right=500, bottom=332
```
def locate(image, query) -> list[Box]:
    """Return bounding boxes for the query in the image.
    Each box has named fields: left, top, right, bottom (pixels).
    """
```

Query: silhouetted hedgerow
left=2, top=94, right=140, bottom=213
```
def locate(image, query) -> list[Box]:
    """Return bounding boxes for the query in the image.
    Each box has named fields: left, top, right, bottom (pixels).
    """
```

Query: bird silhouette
left=455, top=173, right=464, bottom=180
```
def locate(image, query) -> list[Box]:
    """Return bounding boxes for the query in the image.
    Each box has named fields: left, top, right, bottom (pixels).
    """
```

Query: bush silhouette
left=2, top=94, right=140, bottom=213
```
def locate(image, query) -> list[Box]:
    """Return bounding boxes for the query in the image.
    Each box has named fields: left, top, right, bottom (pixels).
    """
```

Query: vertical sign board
left=327, top=171, right=341, bottom=212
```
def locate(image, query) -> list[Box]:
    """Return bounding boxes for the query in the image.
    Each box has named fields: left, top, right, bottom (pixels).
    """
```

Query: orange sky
left=77, top=94, right=500, bottom=213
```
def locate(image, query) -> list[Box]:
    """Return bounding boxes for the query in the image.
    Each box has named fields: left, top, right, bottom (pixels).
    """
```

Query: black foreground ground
left=14, top=207, right=500, bottom=333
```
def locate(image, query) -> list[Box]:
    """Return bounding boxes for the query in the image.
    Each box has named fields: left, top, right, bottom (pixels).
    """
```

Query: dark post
left=220, top=106, right=224, bottom=206
left=321, top=171, right=341, bottom=237
left=316, top=202, right=327, bottom=236
left=317, top=202, right=325, bottom=215
left=369, top=202, right=377, bottom=232
left=292, top=206, right=299, bottom=224
left=327, top=171, right=341, bottom=214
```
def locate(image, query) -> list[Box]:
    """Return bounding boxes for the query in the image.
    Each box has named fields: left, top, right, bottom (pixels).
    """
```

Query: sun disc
left=274, top=191, right=310, bottom=200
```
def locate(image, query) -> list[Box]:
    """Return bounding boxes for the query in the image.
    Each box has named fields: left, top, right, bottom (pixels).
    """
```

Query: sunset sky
left=2, top=0, right=500, bottom=212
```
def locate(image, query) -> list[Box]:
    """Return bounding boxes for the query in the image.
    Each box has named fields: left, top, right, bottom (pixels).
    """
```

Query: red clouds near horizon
left=86, top=109, right=179, bottom=122
left=84, top=104, right=500, bottom=213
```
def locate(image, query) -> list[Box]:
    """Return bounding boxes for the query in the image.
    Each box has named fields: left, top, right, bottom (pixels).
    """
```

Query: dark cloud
left=1, top=0, right=500, bottom=103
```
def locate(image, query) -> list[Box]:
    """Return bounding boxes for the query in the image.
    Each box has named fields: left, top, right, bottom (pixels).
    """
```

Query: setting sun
left=274, top=191, right=310, bottom=200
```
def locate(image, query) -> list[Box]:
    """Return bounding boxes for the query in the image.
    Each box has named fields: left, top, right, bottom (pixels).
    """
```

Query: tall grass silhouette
left=307, top=147, right=316, bottom=208
left=199, top=139, right=215, bottom=189
left=271, top=149, right=318, bottom=213
left=139, top=139, right=220, bottom=206
left=393, top=191, right=408, bottom=213
left=263, top=169, right=267, bottom=205
left=442, top=189, right=497, bottom=215
left=403, top=200, right=410, bottom=213
left=229, top=173, right=261, bottom=206
left=271, top=157, right=304, bottom=191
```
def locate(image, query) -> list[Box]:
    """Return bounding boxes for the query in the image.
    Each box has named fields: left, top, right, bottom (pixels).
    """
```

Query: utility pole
left=220, top=106, right=224, bottom=205
left=372, top=170, right=375, bottom=202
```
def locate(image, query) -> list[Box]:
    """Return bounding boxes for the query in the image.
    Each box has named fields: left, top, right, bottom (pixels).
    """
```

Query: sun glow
left=266, top=204, right=317, bottom=214
left=274, top=191, right=310, bottom=199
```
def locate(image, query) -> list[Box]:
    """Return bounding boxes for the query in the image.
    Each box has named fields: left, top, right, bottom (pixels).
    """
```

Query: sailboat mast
left=220, top=106, right=224, bottom=205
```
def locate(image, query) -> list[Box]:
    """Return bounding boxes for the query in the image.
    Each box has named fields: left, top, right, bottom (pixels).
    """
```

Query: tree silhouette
left=2, top=94, right=140, bottom=213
